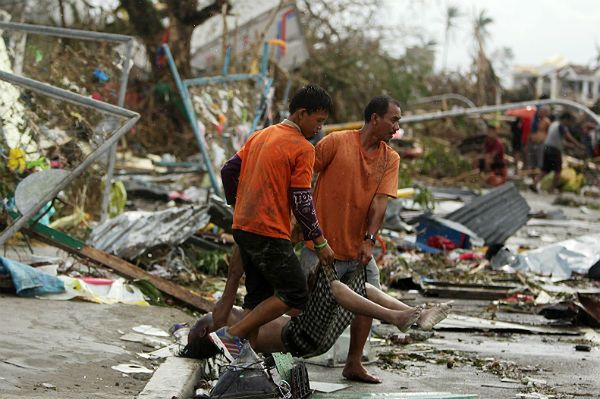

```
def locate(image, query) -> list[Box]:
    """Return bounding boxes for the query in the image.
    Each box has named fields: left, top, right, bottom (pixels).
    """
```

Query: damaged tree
left=117, top=0, right=230, bottom=77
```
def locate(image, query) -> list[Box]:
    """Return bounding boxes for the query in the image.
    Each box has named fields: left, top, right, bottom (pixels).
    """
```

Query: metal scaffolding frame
left=0, top=21, right=135, bottom=222
left=0, top=72, right=140, bottom=246
left=163, top=43, right=273, bottom=198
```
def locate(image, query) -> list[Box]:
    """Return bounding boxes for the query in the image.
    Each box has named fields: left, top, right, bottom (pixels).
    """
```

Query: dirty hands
left=316, top=243, right=335, bottom=266
left=357, top=238, right=375, bottom=266
left=314, top=236, right=335, bottom=266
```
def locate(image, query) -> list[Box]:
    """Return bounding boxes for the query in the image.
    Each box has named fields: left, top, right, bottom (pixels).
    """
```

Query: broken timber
left=17, top=216, right=214, bottom=313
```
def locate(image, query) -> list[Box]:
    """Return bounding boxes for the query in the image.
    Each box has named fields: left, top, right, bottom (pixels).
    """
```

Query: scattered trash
left=111, top=364, right=153, bottom=374
left=120, top=333, right=171, bottom=348
left=132, top=325, right=170, bottom=337
left=575, top=344, right=591, bottom=352
left=310, top=381, right=349, bottom=393
left=414, top=215, right=483, bottom=254
left=40, top=276, right=149, bottom=306
left=40, top=382, right=56, bottom=390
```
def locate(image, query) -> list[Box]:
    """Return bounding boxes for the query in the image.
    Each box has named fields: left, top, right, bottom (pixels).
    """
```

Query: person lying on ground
left=182, top=263, right=450, bottom=360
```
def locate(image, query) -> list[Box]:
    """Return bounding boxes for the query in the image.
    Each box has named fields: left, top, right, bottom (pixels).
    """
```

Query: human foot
left=342, top=364, right=382, bottom=384
left=392, top=307, right=422, bottom=332
left=417, top=303, right=451, bottom=331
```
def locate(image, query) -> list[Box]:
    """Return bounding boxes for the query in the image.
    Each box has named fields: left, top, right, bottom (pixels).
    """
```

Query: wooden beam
left=24, top=227, right=215, bottom=313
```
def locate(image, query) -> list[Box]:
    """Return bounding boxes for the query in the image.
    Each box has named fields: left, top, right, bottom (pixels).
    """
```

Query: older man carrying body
left=301, top=96, right=431, bottom=383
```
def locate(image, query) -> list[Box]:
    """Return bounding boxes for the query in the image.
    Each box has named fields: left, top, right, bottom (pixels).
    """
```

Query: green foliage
left=133, top=279, right=166, bottom=306
left=398, top=161, right=416, bottom=188
left=414, top=185, right=435, bottom=211
left=297, top=0, right=434, bottom=122
left=417, top=139, right=471, bottom=178
left=191, top=250, right=229, bottom=277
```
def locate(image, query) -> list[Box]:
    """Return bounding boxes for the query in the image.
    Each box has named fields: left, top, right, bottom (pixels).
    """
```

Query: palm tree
left=442, top=4, right=460, bottom=73
left=473, top=9, right=495, bottom=105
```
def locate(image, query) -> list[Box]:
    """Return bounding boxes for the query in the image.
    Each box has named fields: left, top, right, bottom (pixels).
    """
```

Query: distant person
left=581, top=121, right=598, bottom=159
left=475, top=122, right=507, bottom=186
left=509, top=116, right=524, bottom=174
left=527, top=106, right=551, bottom=172
left=531, top=111, right=586, bottom=192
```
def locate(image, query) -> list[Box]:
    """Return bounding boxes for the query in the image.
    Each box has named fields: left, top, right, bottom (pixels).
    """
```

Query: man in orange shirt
left=301, top=96, right=427, bottom=383
left=210, top=84, right=335, bottom=361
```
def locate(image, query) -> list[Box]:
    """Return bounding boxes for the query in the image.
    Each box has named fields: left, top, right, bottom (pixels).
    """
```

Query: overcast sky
left=385, top=0, right=600, bottom=78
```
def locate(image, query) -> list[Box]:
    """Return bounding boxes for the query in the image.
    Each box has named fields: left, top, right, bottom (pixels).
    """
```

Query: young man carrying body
left=300, top=96, right=435, bottom=383
left=212, top=84, right=335, bottom=360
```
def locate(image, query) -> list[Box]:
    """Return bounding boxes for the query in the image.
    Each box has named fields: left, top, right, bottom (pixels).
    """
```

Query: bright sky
left=385, top=0, right=600, bottom=81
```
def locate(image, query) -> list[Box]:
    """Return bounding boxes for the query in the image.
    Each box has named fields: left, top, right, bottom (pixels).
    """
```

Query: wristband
left=314, top=239, right=328, bottom=252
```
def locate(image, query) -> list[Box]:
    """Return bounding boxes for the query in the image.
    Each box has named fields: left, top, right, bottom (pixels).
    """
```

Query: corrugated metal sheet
left=445, top=183, right=530, bottom=245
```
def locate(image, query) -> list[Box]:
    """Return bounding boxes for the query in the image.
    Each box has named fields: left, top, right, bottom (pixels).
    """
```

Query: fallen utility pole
left=16, top=215, right=214, bottom=313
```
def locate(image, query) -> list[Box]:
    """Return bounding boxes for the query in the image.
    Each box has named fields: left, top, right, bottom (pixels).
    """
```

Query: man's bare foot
left=417, top=304, right=451, bottom=331
left=342, top=363, right=382, bottom=384
left=392, top=307, right=421, bottom=332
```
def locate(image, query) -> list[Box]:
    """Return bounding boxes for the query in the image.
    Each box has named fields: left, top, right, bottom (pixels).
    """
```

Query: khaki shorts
left=299, top=246, right=381, bottom=290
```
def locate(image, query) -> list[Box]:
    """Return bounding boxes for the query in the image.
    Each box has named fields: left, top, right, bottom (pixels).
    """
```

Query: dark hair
left=559, top=111, right=574, bottom=121
left=179, top=335, right=221, bottom=359
left=288, top=84, right=333, bottom=115
left=364, top=95, right=401, bottom=123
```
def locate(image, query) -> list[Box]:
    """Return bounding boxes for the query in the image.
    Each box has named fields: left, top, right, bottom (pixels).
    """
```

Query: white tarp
left=514, top=233, right=600, bottom=279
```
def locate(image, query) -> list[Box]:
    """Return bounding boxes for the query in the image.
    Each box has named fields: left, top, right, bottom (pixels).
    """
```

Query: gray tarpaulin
left=88, top=205, right=211, bottom=259
left=514, top=233, right=600, bottom=279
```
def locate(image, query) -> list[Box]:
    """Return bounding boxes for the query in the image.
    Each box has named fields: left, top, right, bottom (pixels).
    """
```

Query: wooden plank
left=24, top=227, right=215, bottom=313
left=420, top=284, right=514, bottom=300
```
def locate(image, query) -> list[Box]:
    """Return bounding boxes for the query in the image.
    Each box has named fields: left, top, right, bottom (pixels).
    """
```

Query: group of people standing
left=185, top=84, right=449, bottom=384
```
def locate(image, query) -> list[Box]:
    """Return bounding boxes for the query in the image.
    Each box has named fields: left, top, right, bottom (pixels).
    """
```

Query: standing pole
left=163, top=44, right=222, bottom=197
left=101, top=39, right=133, bottom=222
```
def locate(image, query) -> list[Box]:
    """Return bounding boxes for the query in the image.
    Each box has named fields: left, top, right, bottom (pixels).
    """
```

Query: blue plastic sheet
left=0, top=256, right=64, bottom=297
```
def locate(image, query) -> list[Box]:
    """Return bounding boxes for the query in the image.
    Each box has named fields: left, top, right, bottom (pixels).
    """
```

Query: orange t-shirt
left=232, top=123, right=315, bottom=240
left=307, top=130, right=399, bottom=260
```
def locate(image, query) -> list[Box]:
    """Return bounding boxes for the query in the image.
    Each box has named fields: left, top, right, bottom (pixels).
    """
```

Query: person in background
left=476, top=122, right=507, bottom=187
left=531, top=111, right=586, bottom=193
left=527, top=106, right=552, bottom=173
